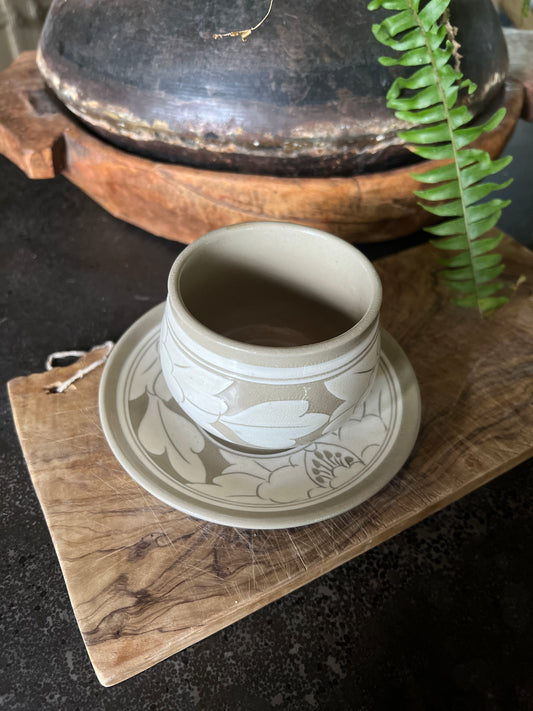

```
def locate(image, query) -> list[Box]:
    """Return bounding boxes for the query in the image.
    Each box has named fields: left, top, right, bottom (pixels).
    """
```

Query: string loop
left=45, top=341, right=114, bottom=393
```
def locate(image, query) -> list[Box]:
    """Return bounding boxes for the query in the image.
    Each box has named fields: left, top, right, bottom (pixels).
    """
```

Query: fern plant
left=368, top=0, right=513, bottom=316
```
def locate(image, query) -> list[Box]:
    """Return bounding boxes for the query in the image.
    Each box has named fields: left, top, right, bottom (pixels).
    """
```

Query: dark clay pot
left=37, top=0, right=508, bottom=176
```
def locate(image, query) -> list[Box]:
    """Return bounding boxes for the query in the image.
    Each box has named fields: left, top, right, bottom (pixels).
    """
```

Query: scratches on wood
left=7, top=235, right=533, bottom=686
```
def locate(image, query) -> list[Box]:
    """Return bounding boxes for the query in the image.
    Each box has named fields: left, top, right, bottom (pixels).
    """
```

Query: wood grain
left=8, top=235, right=533, bottom=686
left=0, top=52, right=524, bottom=244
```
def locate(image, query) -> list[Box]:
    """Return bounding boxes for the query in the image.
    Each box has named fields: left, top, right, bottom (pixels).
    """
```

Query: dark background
left=1, top=21, right=532, bottom=710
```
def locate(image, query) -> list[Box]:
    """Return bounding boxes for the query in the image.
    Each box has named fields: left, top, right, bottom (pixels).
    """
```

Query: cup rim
left=167, top=221, right=382, bottom=358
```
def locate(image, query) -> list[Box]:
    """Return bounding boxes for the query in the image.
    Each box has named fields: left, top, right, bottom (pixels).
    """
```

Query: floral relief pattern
left=194, top=389, right=389, bottom=505
left=217, top=401, right=329, bottom=450
left=129, top=338, right=207, bottom=486
left=323, top=328, right=380, bottom=433
left=159, top=317, right=232, bottom=426
left=161, top=317, right=329, bottom=449
left=159, top=313, right=380, bottom=450
left=126, top=328, right=396, bottom=510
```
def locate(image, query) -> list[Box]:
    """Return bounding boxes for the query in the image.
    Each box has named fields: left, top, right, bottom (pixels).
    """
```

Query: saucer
left=99, top=304, right=421, bottom=529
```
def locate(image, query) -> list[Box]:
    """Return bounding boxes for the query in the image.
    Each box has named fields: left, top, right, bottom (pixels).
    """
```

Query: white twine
left=45, top=341, right=114, bottom=393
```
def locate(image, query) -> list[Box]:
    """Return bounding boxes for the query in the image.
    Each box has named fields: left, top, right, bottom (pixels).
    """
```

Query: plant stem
left=407, top=0, right=483, bottom=314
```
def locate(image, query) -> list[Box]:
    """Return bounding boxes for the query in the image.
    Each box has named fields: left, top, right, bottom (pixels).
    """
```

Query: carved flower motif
left=159, top=318, right=232, bottom=426
left=193, top=383, right=389, bottom=505
left=129, top=325, right=392, bottom=508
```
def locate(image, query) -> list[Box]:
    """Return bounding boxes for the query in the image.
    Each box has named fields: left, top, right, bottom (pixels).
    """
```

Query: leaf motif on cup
left=219, top=400, right=329, bottom=449
left=153, top=370, right=172, bottom=401
left=324, top=366, right=377, bottom=433
left=159, top=327, right=233, bottom=425
left=137, top=392, right=207, bottom=484
left=323, top=332, right=380, bottom=431
left=182, top=378, right=391, bottom=504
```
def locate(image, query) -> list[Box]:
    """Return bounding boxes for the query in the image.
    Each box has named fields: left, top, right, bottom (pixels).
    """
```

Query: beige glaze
left=160, top=222, right=382, bottom=451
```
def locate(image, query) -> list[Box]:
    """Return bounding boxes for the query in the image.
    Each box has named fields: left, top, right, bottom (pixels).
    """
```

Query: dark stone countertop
left=1, top=117, right=532, bottom=710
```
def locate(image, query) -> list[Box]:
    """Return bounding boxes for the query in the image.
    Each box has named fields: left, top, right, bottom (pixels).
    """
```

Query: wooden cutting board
left=8, top=236, right=533, bottom=686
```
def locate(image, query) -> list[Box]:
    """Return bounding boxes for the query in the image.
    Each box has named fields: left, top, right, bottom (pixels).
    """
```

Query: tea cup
left=159, top=221, right=382, bottom=452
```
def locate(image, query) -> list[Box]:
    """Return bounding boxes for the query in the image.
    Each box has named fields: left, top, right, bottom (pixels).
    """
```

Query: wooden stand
left=0, top=51, right=526, bottom=244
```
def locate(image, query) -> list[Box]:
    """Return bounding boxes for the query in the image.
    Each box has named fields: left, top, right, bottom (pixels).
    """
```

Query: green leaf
left=381, top=46, right=432, bottom=66
left=419, top=199, right=463, bottom=218
left=369, top=0, right=511, bottom=316
left=408, top=143, right=455, bottom=160
left=419, top=0, right=451, bottom=30
left=368, top=1, right=410, bottom=9
left=438, top=251, right=473, bottom=268
left=451, top=294, right=478, bottom=308
left=476, top=281, right=505, bottom=298
left=400, top=122, right=451, bottom=144
left=411, top=162, right=465, bottom=184
left=448, top=105, right=474, bottom=129
left=479, top=296, right=509, bottom=315
left=396, top=94, right=470, bottom=126
left=387, top=83, right=437, bottom=107
left=475, top=263, right=506, bottom=284
left=425, top=216, right=466, bottom=236
left=447, top=279, right=477, bottom=294
left=382, top=9, right=418, bottom=36
left=440, top=264, right=478, bottom=282
left=431, top=235, right=469, bottom=251
left=460, top=154, right=513, bottom=188
left=452, top=108, right=507, bottom=149
left=464, top=199, right=511, bottom=228
left=380, top=23, right=446, bottom=52
left=444, top=278, right=505, bottom=299
left=467, top=212, right=503, bottom=240
left=471, top=253, right=503, bottom=271
left=414, top=180, right=460, bottom=200
left=462, top=180, right=513, bottom=207
left=470, top=233, right=504, bottom=256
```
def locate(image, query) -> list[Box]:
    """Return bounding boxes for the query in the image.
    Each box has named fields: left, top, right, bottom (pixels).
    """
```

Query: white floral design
left=137, top=394, right=207, bottom=484
left=190, top=381, right=390, bottom=505
left=160, top=314, right=333, bottom=448
left=159, top=318, right=232, bottom=427
left=323, top=327, right=381, bottom=432
left=120, top=315, right=401, bottom=513
left=219, top=401, right=329, bottom=450
left=130, top=335, right=207, bottom=485
left=129, top=337, right=168, bottom=401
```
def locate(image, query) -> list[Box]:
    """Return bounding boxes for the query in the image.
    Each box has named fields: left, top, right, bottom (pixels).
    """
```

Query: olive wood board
left=0, top=51, right=526, bottom=244
left=8, top=235, right=533, bottom=686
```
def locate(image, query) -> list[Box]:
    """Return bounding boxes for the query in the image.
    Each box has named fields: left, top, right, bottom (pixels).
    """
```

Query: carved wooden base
left=0, top=51, right=526, bottom=244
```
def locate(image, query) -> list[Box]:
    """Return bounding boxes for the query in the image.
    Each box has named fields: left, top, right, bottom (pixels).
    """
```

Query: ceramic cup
left=159, top=222, right=382, bottom=452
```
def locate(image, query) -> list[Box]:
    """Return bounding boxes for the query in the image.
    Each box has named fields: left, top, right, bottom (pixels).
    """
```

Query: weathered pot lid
left=37, top=0, right=508, bottom=176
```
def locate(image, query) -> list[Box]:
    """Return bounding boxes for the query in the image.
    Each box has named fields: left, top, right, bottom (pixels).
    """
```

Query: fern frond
left=368, top=0, right=512, bottom=316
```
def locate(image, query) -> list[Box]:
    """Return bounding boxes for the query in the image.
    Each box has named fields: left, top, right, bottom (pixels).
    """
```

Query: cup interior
left=174, top=223, right=380, bottom=348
